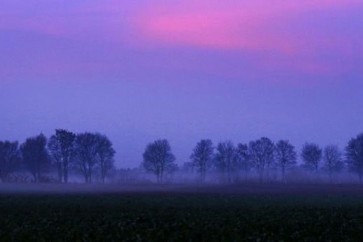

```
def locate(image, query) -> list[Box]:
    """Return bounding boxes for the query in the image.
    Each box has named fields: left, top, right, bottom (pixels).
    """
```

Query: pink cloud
left=138, top=10, right=294, bottom=53
left=136, top=0, right=361, bottom=51
left=1, top=0, right=362, bottom=80
left=133, top=0, right=363, bottom=74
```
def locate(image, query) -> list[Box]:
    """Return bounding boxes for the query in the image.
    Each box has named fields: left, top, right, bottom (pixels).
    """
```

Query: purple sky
left=1, top=0, right=363, bottom=168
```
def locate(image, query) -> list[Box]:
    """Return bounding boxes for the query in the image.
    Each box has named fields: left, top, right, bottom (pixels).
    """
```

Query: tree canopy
left=143, top=139, right=176, bottom=183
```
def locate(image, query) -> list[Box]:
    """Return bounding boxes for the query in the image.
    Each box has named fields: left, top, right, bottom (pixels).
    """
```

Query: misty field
left=1, top=184, right=363, bottom=241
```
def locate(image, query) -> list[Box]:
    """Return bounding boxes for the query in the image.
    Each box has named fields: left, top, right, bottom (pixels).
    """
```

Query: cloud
left=135, top=0, right=361, bottom=51
left=133, top=0, right=363, bottom=74
left=0, top=0, right=362, bottom=81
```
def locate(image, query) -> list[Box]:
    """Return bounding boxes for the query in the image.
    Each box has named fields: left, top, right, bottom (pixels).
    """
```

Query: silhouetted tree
left=142, top=139, right=176, bottom=183
left=190, top=139, right=214, bottom=183
left=74, top=133, right=99, bottom=183
left=323, top=145, right=343, bottom=183
left=95, top=134, right=115, bottom=183
left=236, top=143, right=251, bottom=179
left=302, top=143, right=322, bottom=173
left=20, top=134, right=50, bottom=182
left=0, top=141, right=20, bottom=182
left=214, top=141, right=236, bottom=183
left=249, top=137, right=275, bottom=182
left=275, top=140, right=296, bottom=182
left=48, top=136, right=62, bottom=182
left=48, top=129, right=76, bottom=183
left=346, top=134, right=363, bottom=183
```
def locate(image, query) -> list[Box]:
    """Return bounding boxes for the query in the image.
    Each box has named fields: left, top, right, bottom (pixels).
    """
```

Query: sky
left=1, top=0, right=363, bottom=168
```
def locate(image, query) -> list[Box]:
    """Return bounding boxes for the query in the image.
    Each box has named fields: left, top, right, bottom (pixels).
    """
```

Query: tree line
left=1, top=130, right=363, bottom=184
left=0, top=129, right=115, bottom=183
left=142, top=133, right=363, bottom=183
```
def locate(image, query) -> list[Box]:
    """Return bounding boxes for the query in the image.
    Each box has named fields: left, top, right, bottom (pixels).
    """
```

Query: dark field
left=1, top=184, right=363, bottom=241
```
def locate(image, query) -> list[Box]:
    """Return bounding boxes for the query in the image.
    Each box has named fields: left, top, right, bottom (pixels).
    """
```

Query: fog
left=0, top=167, right=362, bottom=195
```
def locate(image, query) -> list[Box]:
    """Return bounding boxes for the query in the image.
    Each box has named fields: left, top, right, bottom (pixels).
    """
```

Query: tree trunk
left=36, top=165, right=40, bottom=183
left=63, top=161, right=68, bottom=184
left=101, top=168, right=105, bottom=183
left=57, top=162, right=62, bottom=183
left=160, top=166, right=164, bottom=184
left=202, top=169, right=206, bottom=183
left=200, top=165, right=205, bottom=183
left=259, top=170, right=264, bottom=184
left=244, top=169, right=248, bottom=181
left=33, top=173, right=38, bottom=183
left=281, top=166, right=286, bottom=183
left=88, top=170, right=92, bottom=183
left=102, top=169, right=105, bottom=183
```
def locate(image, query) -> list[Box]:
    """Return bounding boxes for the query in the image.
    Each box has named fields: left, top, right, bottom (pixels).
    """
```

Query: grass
left=0, top=184, right=363, bottom=241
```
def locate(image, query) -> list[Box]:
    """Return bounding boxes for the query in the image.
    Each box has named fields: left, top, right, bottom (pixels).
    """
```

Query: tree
left=323, top=145, right=343, bottom=183
left=142, top=139, right=176, bottom=183
left=248, top=137, right=275, bottom=182
left=20, top=134, right=50, bottom=182
left=214, top=141, right=236, bottom=183
left=48, top=129, right=76, bottom=183
left=236, top=143, right=251, bottom=179
left=74, top=133, right=99, bottom=183
left=275, top=140, right=296, bottom=182
left=190, top=139, right=214, bottom=183
left=0, top=141, right=20, bottom=182
left=95, top=134, right=115, bottom=183
left=48, top=136, right=62, bottom=182
left=302, top=143, right=322, bottom=173
left=346, top=133, right=363, bottom=183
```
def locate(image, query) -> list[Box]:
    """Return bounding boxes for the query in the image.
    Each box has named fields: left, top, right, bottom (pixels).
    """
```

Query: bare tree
left=302, top=143, right=322, bottom=173
left=20, top=134, right=50, bottom=183
left=48, top=129, right=76, bottom=183
left=0, top=141, right=20, bottom=182
left=275, top=140, right=296, bottom=182
left=214, top=141, right=236, bottom=183
left=48, top=136, right=62, bottom=182
left=236, top=143, right=251, bottom=180
left=323, top=145, right=343, bottom=183
left=346, top=133, right=363, bottom=183
left=74, top=133, right=99, bottom=183
left=248, top=137, right=274, bottom=182
left=190, top=139, right=214, bottom=183
left=142, top=139, right=176, bottom=183
left=95, top=134, right=115, bottom=183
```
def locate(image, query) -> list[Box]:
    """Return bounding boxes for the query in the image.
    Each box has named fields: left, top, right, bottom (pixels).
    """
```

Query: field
left=1, top=184, right=363, bottom=241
